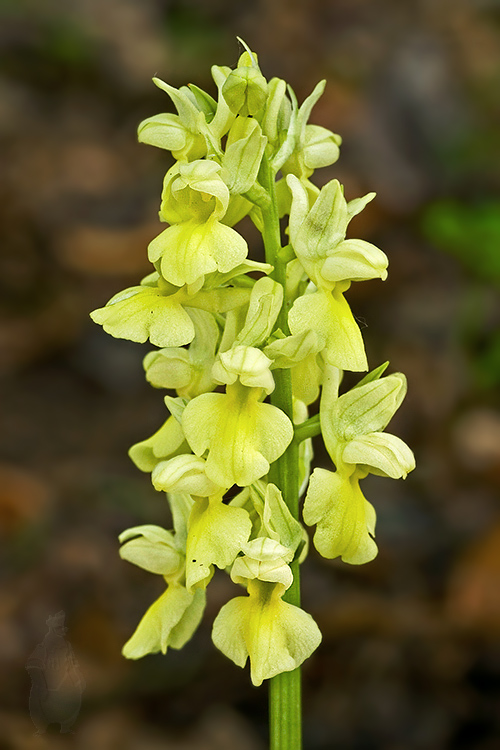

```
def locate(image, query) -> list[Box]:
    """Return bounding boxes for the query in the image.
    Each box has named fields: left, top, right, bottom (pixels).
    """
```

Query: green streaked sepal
left=261, top=77, right=289, bottom=145
left=294, top=400, right=315, bottom=499
left=355, top=361, right=390, bottom=388
left=261, top=483, right=304, bottom=553
left=153, top=77, right=204, bottom=132
left=163, top=395, right=188, bottom=425
left=209, top=64, right=237, bottom=139
left=184, top=83, right=217, bottom=120
left=270, top=83, right=298, bottom=174
left=322, top=373, right=408, bottom=454
left=201, top=259, right=273, bottom=289
left=167, top=492, right=194, bottom=552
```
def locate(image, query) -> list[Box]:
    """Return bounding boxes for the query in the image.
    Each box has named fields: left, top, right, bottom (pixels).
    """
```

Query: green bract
left=90, top=41, right=415, bottom=692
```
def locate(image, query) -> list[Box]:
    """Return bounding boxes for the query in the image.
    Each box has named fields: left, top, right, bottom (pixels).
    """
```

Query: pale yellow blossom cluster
left=91, top=42, right=414, bottom=686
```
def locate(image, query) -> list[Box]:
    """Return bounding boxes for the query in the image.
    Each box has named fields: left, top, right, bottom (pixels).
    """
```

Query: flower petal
left=213, top=346, right=275, bottom=393
left=161, top=160, right=229, bottom=223
left=303, top=468, right=378, bottom=565
left=90, top=285, right=196, bottom=348
left=119, top=525, right=182, bottom=577
left=149, top=220, right=248, bottom=288
left=231, top=540, right=294, bottom=588
left=128, top=415, right=187, bottom=472
left=288, top=288, right=367, bottom=371
left=212, top=579, right=321, bottom=686
left=144, top=311, right=219, bottom=398
left=330, top=374, right=408, bottom=443
left=152, top=454, right=222, bottom=497
left=182, top=386, right=293, bottom=487
left=303, top=124, right=341, bottom=170
left=144, top=348, right=192, bottom=390
left=138, top=113, right=187, bottom=151
left=264, top=329, right=321, bottom=369
left=185, top=496, right=252, bottom=591
left=320, top=239, right=388, bottom=284
left=122, top=584, right=205, bottom=659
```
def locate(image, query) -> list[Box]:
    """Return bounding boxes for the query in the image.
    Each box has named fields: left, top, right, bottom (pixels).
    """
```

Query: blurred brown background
left=1, top=1, right=500, bottom=748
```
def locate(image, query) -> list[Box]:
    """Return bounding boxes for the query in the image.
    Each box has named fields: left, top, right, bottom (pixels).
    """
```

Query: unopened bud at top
left=222, top=53, right=268, bottom=117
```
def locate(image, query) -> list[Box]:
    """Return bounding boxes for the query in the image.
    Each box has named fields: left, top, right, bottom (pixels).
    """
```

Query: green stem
left=259, top=154, right=302, bottom=750
left=294, top=414, right=321, bottom=444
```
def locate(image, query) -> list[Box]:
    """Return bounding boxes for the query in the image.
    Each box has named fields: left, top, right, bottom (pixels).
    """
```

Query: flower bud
left=302, top=124, right=342, bottom=171
left=261, top=77, right=290, bottom=145
left=222, top=66, right=268, bottom=117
